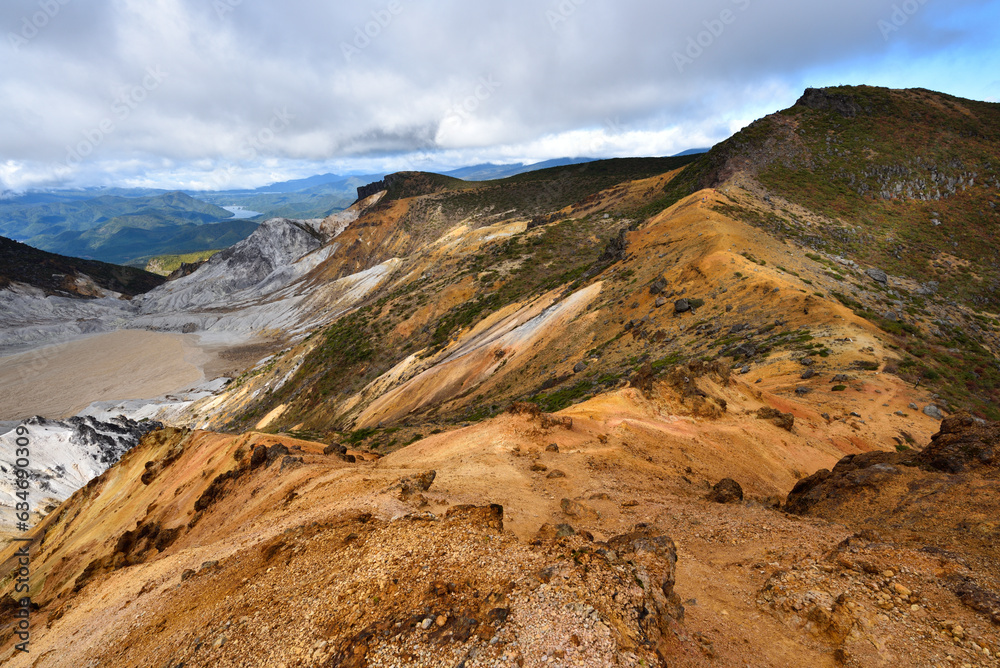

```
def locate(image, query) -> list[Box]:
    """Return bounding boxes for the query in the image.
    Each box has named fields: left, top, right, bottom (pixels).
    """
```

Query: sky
left=0, top=0, right=998, bottom=192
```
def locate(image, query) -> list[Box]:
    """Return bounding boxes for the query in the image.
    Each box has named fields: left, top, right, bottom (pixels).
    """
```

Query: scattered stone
left=707, top=478, right=743, bottom=504
left=795, top=387, right=811, bottom=395
left=545, top=443, right=559, bottom=453
left=866, top=268, right=888, bottom=284
left=674, top=298, right=691, bottom=313
left=923, top=405, right=945, bottom=420
left=323, top=443, right=347, bottom=456
left=546, top=470, right=567, bottom=479
left=397, top=471, right=437, bottom=501
left=654, top=296, right=667, bottom=308
left=573, top=361, right=586, bottom=373
left=832, top=374, right=850, bottom=382
left=534, top=523, right=576, bottom=540
left=530, top=462, right=548, bottom=472
left=740, top=365, right=751, bottom=374
left=892, top=583, right=912, bottom=597
left=801, top=369, right=816, bottom=380
left=560, top=498, right=598, bottom=519
left=800, top=357, right=815, bottom=366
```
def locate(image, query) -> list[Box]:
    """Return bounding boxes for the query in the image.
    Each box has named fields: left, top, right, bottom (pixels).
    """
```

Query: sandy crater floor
left=0, top=329, right=221, bottom=420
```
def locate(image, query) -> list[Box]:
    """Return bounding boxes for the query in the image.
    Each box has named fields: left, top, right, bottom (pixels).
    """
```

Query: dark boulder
left=706, top=478, right=744, bottom=504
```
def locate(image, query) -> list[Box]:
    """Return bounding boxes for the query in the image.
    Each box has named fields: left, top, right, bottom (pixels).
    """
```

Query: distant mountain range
left=0, top=192, right=258, bottom=266
left=4, top=152, right=711, bottom=265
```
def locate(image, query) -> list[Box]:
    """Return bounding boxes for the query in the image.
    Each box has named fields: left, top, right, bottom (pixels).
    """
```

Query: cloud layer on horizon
left=1, top=0, right=997, bottom=190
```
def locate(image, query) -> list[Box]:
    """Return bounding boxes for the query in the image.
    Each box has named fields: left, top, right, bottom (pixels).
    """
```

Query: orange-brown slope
left=2, top=379, right=988, bottom=666
left=0, top=345, right=944, bottom=667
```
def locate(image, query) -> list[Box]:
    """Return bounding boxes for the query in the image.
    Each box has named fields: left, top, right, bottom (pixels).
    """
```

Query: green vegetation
left=529, top=381, right=592, bottom=412
left=144, top=249, right=221, bottom=275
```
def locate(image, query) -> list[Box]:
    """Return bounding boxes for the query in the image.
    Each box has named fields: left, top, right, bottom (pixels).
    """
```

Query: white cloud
left=0, top=0, right=994, bottom=189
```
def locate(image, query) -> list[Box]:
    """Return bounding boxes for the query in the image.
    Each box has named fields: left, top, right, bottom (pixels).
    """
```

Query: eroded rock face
left=136, top=217, right=328, bottom=314
left=0, top=416, right=162, bottom=524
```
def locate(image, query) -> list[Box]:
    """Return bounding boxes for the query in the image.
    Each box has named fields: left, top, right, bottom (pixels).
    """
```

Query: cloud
left=0, top=0, right=996, bottom=189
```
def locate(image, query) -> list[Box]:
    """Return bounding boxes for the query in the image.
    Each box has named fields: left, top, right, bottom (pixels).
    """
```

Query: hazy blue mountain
left=672, top=148, right=710, bottom=157
left=442, top=158, right=598, bottom=181
left=0, top=191, right=234, bottom=240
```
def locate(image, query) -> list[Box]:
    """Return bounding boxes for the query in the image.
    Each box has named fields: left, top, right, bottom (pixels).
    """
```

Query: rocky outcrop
left=914, top=412, right=997, bottom=473
left=757, top=407, right=794, bottom=432
left=355, top=172, right=410, bottom=202
left=356, top=177, right=389, bottom=202
left=796, top=87, right=871, bottom=118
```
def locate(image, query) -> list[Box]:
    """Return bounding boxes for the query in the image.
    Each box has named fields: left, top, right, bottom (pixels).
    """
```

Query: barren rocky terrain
left=1, top=86, right=998, bottom=666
